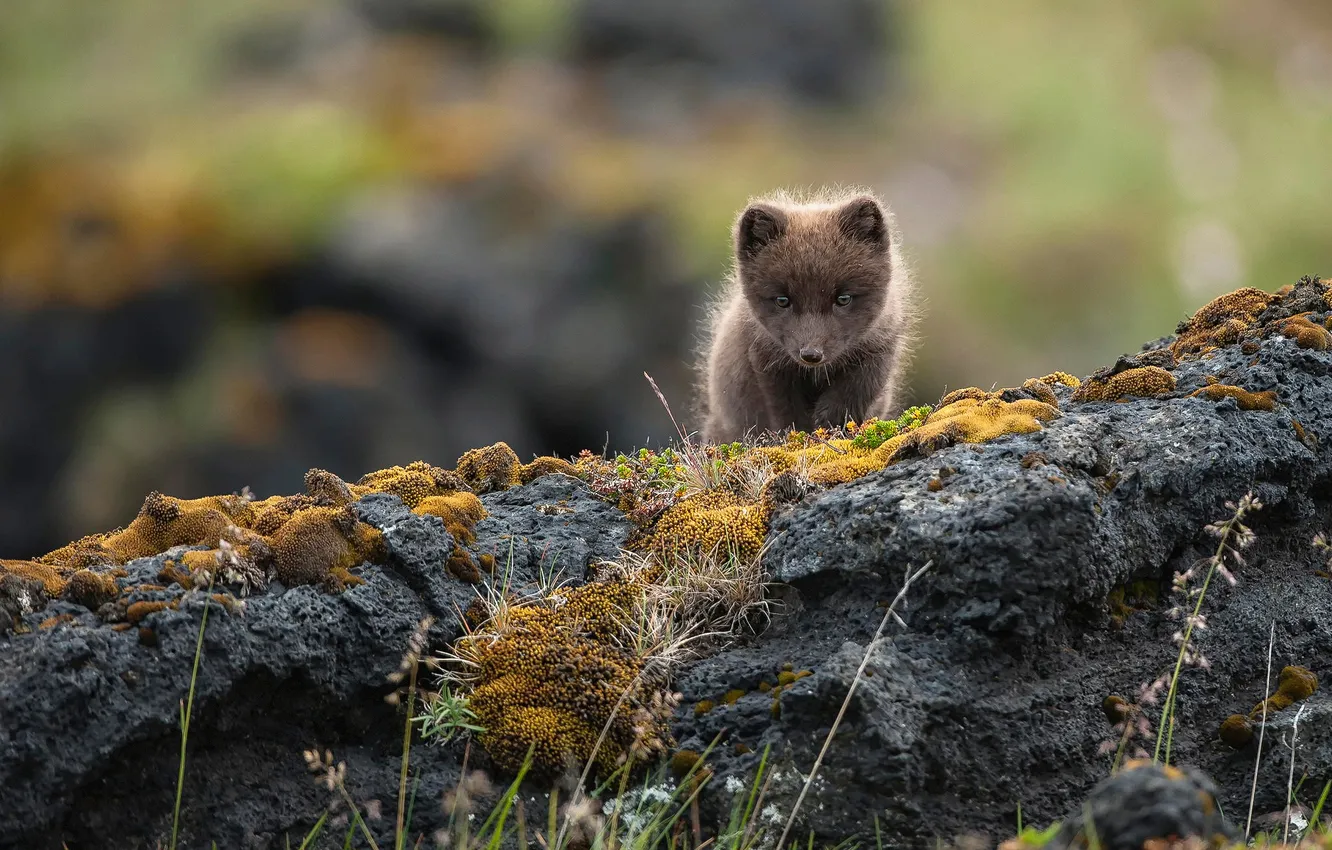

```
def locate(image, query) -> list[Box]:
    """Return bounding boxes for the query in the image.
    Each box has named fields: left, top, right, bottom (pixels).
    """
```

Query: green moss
left=669, top=749, right=702, bottom=779
left=849, top=405, right=933, bottom=450
left=722, top=689, right=746, bottom=706
left=693, top=700, right=715, bottom=717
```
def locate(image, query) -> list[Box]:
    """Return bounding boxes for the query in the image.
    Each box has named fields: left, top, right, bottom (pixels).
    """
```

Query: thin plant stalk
left=775, top=560, right=932, bottom=850
left=171, top=574, right=217, bottom=850
left=396, top=659, right=420, bottom=850
left=1285, top=703, right=1308, bottom=845
left=1154, top=494, right=1257, bottom=763
left=1245, top=620, right=1277, bottom=840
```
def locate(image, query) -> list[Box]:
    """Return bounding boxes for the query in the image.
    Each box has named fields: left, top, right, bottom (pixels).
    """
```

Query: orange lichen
left=1170, top=287, right=1274, bottom=359
left=414, top=491, right=487, bottom=543
left=1072, top=367, right=1176, bottom=403
left=1280, top=314, right=1332, bottom=351
left=1189, top=384, right=1277, bottom=411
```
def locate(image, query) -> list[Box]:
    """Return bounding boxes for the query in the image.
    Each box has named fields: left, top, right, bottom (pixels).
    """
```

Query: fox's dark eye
left=836, top=293, right=852, bottom=307
left=775, top=296, right=791, bottom=308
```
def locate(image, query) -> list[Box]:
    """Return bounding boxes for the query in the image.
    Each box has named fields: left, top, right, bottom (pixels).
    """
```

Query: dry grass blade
left=1246, top=620, right=1277, bottom=840
left=775, top=559, right=933, bottom=850
left=1285, top=702, right=1309, bottom=845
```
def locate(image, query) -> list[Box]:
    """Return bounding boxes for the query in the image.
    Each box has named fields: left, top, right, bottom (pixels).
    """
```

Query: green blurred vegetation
left=2, top=0, right=1330, bottom=399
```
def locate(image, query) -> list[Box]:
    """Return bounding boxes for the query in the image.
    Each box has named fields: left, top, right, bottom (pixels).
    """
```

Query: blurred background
left=2, top=0, right=1330, bottom=558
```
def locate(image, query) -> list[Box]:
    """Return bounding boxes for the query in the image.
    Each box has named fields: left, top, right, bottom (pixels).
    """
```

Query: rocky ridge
left=1, top=279, right=1331, bottom=848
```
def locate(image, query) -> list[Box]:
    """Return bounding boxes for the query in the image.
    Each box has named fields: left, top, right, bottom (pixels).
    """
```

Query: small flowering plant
left=1153, top=492, right=1261, bottom=762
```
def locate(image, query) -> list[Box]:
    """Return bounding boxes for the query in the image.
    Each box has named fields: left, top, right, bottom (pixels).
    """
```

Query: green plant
left=415, top=683, right=486, bottom=745
left=1154, top=492, right=1261, bottom=765
left=849, top=406, right=933, bottom=450
left=170, top=573, right=216, bottom=850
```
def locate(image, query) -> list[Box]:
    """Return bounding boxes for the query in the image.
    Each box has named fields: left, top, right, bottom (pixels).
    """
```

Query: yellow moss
left=746, top=390, right=1058, bottom=490
left=1249, top=665, right=1318, bottom=718
left=269, top=506, right=385, bottom=590
left=1019, top=378, right=1058, bottom=406
left=456, top=443, right=522, bottom=493
left=1219, top=714, right=1253, bottom=748
left=938, top=387, right=991, bottom=406
left=415, top=491, right=488, bottom=544
left=1189, top=384, right=1277, bottom=411
left=647, top=490, right=770, bottom=562
left=446, top=547, right=482, bottom=584
left=881, top=395, right=1059, bottom=462
left=776, top=670, right=812, bottom=687
left=1170, top=287, right=1274, bottom=359
left=125, top=600, right=170, bottom=624
left=1038, top=371, right=1081, bottom=388
left=1072, top=367, right=1176, bottom=403
left=351, top=460, right=468, bottom=509
left=694, top=700, right=715, bottom=717
left=249, top=494, right=318, bottom=536
left=0, top=559, right=67, bottom=596
left=670, top=750, right=702, bottom=779
left=64, top=569, right=120, bottom=610
left=179, top=550, right=224, bottom=574
left=722, top=689, right=746, bottom=705
left=1280, top=314, right=1332, bottom=351
left=464, top=576, right=672, bottom=777
left=519, top=456, right=580, bottom=483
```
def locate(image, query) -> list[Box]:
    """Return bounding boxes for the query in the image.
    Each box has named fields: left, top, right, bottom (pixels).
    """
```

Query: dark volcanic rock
left=671, top=307, right=1332, bottom=844
left=0, top=477, right=627, bottom=849
left=1045, top=761, right=1237, bottom=850
left=3, top=289, right=1332, bottom=848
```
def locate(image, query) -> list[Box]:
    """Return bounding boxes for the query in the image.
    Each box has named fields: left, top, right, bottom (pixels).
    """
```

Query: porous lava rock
left=3, top=285, right=1332, bottom=848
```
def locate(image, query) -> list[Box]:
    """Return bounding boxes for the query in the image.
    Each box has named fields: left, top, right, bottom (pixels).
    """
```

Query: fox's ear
left=838, top=196, right=888, bottom=249
left=736, top=204, right=787, bottom=261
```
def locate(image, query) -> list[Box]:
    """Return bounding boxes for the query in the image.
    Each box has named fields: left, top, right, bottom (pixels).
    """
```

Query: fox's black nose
left=799, top=347, right=824, bottom=365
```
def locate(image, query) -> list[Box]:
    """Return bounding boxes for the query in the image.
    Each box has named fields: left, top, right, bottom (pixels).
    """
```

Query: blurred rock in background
left=2, top=0, right=1331, bottom=558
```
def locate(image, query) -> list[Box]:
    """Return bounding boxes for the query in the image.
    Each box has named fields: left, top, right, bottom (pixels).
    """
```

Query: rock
left=1045, top=761, right=1237, bottom=850
left=0, top=477, right=629, bottom=848
left=670, top=300, right=1332, bottom=843
left=3, top=285, right=1332, bottom=847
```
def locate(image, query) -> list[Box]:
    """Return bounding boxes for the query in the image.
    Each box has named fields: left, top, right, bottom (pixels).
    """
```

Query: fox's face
left=735, top=195, right=893, bottom=368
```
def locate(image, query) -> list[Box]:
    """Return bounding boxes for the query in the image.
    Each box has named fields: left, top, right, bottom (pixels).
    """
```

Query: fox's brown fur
left=695, top=187, right=918, bottom=444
